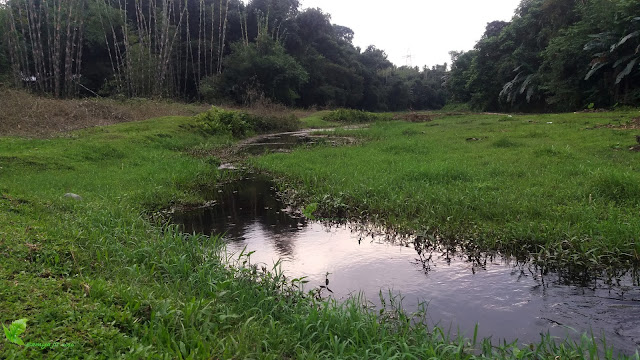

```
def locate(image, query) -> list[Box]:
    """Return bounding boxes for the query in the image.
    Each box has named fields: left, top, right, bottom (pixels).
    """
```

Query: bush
left=194, top=106, right=300, bottom=138
left=194, top=106, right=251, bottom=138
left=321, top=109, right=391, bottom=123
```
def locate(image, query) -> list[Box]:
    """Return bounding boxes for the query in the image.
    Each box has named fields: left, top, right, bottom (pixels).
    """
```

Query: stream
left=176, top=130, right=640, bottom=355
left=172, top=174, right=640, bottom=356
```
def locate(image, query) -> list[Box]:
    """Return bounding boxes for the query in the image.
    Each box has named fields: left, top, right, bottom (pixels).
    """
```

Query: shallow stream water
left=172, top=174, right=640, bottom=356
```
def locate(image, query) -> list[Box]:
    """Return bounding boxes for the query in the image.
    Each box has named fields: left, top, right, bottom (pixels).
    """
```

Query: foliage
left=212, top=35, right=309, bottom=106
left=254, top=110, right=640, bottom=271
left=449, top=0, right=640, bottom=111
left=2, top=111, right=639, bottom=358
left=3, top=319, right=28, bottom=346
left=0, top=4, right=9, bottom=83
left=583, top=3, right=640, bottom=105
left=195, top=106, right=252, bottom=138
left=322, top=108, right=391, bottom=123
left=0, top=0, right=450, bottom=111
left=194, top=106, right=300, bottom=138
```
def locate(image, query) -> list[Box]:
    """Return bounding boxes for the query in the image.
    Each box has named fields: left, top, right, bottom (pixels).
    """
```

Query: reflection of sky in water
left=173, top=176, right=640, bottom=356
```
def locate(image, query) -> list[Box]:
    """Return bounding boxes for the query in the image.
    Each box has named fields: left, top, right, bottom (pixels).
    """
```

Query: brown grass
left=393, top=112, right=434, bottom=122
left=0, top=89, right=209, bottom=137
left=225, top=95, right=314, bottom=121
left=592, top=117, right=640, bottom=130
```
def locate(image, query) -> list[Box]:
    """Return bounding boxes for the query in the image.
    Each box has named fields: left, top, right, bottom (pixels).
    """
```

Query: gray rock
left=217, top=163, right=238, bottom=170
left=63, top=193, right=82, bottom=201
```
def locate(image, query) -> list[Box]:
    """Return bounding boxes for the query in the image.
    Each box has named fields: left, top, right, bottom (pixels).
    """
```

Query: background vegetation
left=1, top=0, right=637, bottom=112
left=0, top=0, right=447, bottom=111
left=448, top=0, right=640, bottom=112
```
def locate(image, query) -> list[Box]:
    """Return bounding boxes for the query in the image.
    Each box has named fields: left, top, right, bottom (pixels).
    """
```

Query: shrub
left=591, top=171, right=640, bottom=205
left=194, top=106, right=300, bottom=138
left=248, top=113, right=299, bottom=133
left=194, top=106, right=251, bottom=138
left=322, top=109, right=391, bottom=123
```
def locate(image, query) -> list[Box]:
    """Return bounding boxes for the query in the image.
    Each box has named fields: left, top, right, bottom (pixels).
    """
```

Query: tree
left=583, top=1, right=640, bottom=106
left=210, top=34, right=308, bottom=105
left=0, top=3, right=10, bottom=84
left=447, top=50, right=475, bottom=103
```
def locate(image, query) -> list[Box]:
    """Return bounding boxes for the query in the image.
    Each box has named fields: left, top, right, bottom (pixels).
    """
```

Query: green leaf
left=3, top=319, right=27, bottom=345
left=10, top=319, right=27, bottom=337
left=3, top=324, right=11, bottom=340
left=611, top=31, right=640, bottom=52
left=585, top=62, right=607, bottom=80
left=302, top=203, right=318, bottom=220
left=12, top=336, right=25, bottom=346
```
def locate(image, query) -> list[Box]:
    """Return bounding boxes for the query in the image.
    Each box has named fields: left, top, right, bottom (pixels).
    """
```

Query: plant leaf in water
left=302, top=202, right=318, bottom=220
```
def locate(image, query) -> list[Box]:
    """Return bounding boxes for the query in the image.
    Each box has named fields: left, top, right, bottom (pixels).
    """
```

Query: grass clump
left=322, top=108, right=392, bottom=123
left=253, top=111, right=640, bottom=271
left=194, top=106, right=299, bottom=138
left=590, top=171, right=640, bottom=205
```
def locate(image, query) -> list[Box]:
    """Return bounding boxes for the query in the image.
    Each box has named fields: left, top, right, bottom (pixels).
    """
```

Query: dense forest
left=0, top=0, right=638, bottom=112
left=449, top=0, right=640, bottom=112
left=0, top=0, right=447, bottom=111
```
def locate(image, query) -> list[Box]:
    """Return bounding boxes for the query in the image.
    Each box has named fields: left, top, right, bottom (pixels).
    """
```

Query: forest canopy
left=0, top=0, right=638, bottom=112
left=0, top=0, right=447, bottom=111
left=448, top=0, right=640, bottom=112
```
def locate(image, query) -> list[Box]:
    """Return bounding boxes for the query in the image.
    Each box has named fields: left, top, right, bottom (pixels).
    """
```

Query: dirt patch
left=0, top=89, right=208, bottom=137
left=592, top=117, right=640, bottom=130
left=393, top=112, right=434, bottom=122
left=194, top=130, right=358, bottom=164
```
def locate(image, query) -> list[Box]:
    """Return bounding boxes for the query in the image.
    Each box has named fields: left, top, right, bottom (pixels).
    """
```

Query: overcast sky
left=301, top=0, right=521, bottom=69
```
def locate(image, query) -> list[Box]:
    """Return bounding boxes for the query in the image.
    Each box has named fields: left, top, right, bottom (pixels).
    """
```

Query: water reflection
left=172, top=175, right=640, bottom=356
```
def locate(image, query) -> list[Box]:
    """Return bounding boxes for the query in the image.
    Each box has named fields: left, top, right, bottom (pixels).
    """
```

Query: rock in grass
left=218, top=163, right=238, bottom=170
left=63, top=193, right=82, bottom=201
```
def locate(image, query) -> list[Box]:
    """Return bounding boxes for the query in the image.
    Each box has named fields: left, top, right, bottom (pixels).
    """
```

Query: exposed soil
left=592, top=117, right=640, bottom=130
left=393, top=112, right=434, bottom=122
left=198, top=129, right=359, bottom=164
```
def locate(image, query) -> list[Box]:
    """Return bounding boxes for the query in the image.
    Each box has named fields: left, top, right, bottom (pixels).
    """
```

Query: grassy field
left=1, top=107, right=638, bottom=358
left=253, top=111, right=640, bottom=272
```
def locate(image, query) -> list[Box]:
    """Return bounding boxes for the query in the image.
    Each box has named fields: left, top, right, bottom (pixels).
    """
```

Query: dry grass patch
left=0, top=89, right=208, bottom=137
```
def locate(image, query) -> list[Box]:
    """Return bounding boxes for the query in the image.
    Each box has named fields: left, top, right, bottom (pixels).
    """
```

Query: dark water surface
left=172, top=175, right=640, bottom=356
left=239, top=132, right=348, bottom=156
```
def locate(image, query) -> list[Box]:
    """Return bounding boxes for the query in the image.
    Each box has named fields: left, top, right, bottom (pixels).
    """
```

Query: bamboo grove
left=2, top=0, right=240, bottom=98
left=0, top=0, right=450, bottom=110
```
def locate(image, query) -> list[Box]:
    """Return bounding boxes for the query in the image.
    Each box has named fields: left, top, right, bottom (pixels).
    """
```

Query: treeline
left=448, top=0, right=640, bottom=112
left=0, top=0, right=447, bottom=111
left=2, top=0, right=637, bottom=113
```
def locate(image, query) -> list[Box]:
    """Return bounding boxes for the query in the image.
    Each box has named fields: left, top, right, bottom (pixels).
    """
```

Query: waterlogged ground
left=172, top=175, right=640, bottom=356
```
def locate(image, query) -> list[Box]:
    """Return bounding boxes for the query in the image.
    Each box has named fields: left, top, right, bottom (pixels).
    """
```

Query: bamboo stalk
left=217, top=0, right=229, bottom=74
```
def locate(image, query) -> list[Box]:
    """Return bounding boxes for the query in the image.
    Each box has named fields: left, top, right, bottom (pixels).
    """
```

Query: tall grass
left=253, top=111, right=640, bottom=272
left=1, top=111, right=639, bottom=358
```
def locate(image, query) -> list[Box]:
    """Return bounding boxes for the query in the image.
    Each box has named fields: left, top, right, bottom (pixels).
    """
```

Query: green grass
left=300, top=111, right=340, bottom=128
left=253, top=111, right=640, bottom=271
left=1, top=111, right=638, bottom=358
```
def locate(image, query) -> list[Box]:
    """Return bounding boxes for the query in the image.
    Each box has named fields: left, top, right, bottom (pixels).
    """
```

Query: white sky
left=301, top=0, right=522, bottom=68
